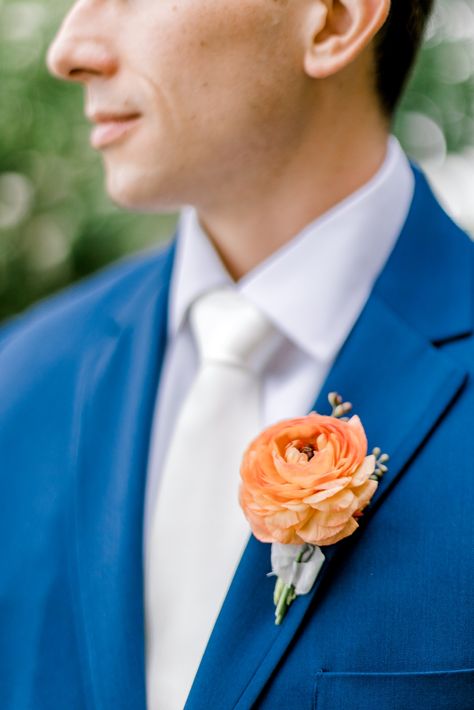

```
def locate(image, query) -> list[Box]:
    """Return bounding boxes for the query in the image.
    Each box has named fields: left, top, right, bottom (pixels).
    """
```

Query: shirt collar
left=169, top=207, right=232, bottom=338
left=170, top=136, right=415, bottom=362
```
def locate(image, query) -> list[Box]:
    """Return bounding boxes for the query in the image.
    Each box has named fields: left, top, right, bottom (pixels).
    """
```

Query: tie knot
left=190, top=289, right=281, bottom=373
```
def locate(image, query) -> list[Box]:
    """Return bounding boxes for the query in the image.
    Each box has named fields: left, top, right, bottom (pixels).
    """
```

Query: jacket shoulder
left=0, top=243, right=173, bottom=364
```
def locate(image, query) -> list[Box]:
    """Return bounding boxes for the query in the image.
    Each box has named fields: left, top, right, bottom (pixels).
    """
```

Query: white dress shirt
left=143, top=137, right=414, bottom=559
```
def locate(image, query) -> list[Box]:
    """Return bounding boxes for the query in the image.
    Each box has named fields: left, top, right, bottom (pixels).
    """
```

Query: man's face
left=48, top=0, right=307, bottom=210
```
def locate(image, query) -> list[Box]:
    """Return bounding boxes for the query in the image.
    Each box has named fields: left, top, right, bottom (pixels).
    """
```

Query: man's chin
left=104, top=170, right=182, bottom=213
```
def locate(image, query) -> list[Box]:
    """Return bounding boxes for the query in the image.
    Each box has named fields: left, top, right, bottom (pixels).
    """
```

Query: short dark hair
left=375, top=0, right=435, bottom=116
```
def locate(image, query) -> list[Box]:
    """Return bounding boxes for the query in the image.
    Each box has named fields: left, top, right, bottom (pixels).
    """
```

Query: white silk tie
left=145, top=288, right=281, bottom=710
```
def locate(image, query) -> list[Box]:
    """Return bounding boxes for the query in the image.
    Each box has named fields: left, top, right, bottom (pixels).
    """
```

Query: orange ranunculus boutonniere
left=239, top=393, right=389, bottom=625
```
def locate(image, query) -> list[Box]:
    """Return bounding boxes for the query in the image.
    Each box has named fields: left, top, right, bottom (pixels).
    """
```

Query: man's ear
left=303, top=0, right=391, bottom=79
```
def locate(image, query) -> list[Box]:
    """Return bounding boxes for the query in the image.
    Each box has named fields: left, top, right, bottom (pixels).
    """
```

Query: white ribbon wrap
left=270, top=543, right=326, bottom=595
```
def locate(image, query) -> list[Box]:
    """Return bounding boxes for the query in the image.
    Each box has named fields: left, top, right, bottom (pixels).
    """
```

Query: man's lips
left=88, top=112, right=142, bottom=149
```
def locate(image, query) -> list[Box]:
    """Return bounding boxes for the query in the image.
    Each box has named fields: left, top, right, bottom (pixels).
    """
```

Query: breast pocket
left=314, top=669, right=474, bottom=710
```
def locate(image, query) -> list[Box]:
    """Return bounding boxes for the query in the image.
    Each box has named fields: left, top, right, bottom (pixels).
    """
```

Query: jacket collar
left=372, top=164, right=472, bottom=344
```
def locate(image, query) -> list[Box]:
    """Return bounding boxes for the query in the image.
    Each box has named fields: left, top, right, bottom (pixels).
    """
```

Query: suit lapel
left=186, top=168, right=472, bottom=709
left=71, top=244, right=175, bottom=710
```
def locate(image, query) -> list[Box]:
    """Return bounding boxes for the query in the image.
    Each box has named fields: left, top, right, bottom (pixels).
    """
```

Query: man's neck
left=195, top=122, right=390, bottom=281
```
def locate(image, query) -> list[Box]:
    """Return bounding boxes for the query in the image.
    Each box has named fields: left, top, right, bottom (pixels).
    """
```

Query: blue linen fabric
left=0, top=166, right=473, bottom=710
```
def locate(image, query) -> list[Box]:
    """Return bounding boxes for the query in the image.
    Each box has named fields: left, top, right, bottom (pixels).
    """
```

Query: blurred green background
left=1, top=0, right=473, bottom=323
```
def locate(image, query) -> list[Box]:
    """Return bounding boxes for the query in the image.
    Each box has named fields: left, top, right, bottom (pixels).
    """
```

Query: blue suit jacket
left=0, top=168, right=473, bottom=710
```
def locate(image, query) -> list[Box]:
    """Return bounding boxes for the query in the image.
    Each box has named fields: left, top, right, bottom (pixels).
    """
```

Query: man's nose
left=46, top=1, right=118, bottom=82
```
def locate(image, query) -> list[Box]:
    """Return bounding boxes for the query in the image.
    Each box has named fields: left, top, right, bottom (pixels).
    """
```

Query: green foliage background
left=1, top=0, right=473, bottom=322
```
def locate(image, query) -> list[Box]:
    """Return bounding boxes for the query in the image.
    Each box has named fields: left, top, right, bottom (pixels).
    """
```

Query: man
left=0, top=0, right=472, bottom=708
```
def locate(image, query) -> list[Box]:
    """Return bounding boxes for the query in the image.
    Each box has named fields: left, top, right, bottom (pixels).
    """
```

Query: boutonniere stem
left=270, top=542, right=326, bottom=624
